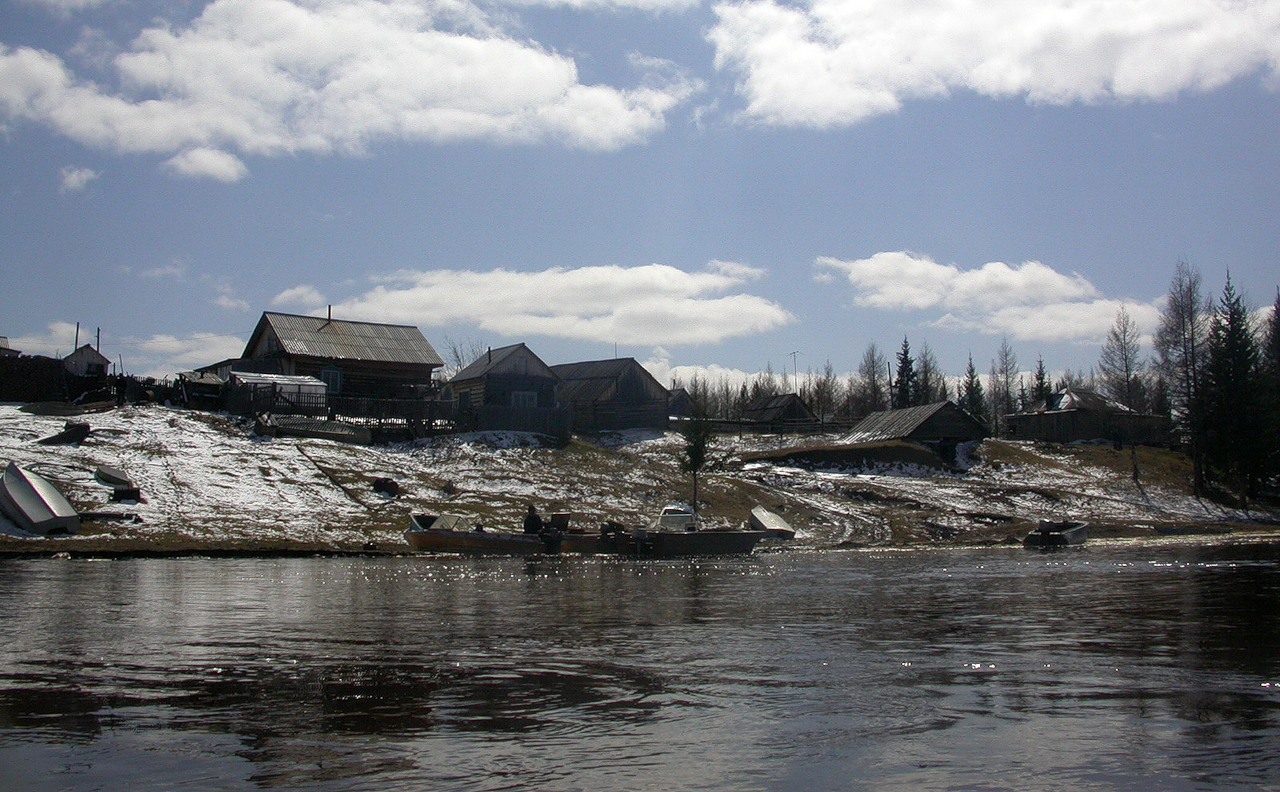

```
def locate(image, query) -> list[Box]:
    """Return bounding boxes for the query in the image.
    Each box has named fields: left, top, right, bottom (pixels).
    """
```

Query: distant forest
left=672, top=262, right=1280, bottom=508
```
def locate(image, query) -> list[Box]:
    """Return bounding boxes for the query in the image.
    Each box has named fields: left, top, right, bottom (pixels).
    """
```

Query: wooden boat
left=95, top=465, right=133, bottom=488
left=748, top=506, right=796, bottom=540
left=404, top=513, right=561, bottom=555
left=1023, top=520, right=1088, bottom=548
left=0, top=462, right=81, bottom=536
left=37, top=422, right=91, bottom=446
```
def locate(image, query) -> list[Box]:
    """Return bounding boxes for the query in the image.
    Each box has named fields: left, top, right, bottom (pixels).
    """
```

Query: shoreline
left=4, top=521, right=1278, bottom=560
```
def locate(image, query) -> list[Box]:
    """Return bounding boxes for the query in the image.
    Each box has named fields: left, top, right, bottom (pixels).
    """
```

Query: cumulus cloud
left=499, top=0, right=697, bottom=9
left=164, top=148, right=249, bottom=182
left=11, top=321, right=246, bottom=377
left=0, top=0, right=701, bottom=178
left=331, top=261, right=793, bottom=345
left=818, top=251, right=1159, bottom=344
left=709, top=0, right=1280, bottom=126
left=139, top=261, right=188, bottom=279
left=272, top=284, right=328, bottom=311
left=58, top=165, right=98, bottom=193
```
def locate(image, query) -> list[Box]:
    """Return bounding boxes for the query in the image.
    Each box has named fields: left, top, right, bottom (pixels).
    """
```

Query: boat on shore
left=748, top=506, right=796, bottom=540
left=404, top=513, right=560, bottom=555
left=0, top=462, right=81, bottom=536
left=1023, top=520, right=1088, bottom=548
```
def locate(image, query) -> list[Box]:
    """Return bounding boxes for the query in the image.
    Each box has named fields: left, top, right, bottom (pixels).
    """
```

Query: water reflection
left=1, top=543, right=1279, bottom=790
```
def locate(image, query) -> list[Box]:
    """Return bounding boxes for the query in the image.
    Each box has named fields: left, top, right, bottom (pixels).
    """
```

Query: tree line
left=673, top=261, right=1280, bottom=506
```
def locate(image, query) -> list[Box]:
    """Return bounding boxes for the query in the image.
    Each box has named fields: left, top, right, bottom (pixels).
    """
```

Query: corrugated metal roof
left=450, top=343, right=530, bottom=382
left=1016, top=387, right=1135, bottom=415
left=842, top=401, right=952, bottom=444
left=256, top=312, right=443, bottom=366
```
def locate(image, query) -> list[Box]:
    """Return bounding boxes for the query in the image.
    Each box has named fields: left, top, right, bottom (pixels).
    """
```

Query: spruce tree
left=893, top=337, right=916, bottom=409
left=1032, top=356, right=1052, bottom=406
left=1201, top=276, right=1265, bottom=505
left=960, top=354, right=986, bottom=424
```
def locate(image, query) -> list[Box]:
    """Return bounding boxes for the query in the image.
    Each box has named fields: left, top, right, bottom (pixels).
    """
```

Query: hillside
left=0, top=403, right=1272, bottom=554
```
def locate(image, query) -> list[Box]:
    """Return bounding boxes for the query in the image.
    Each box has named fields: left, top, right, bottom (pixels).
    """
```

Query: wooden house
left=843, top=401, right=989, bottom=461
left=742, top=393, right=817, bottom=430
left=0, top=337, right=19, bottom=358
left=62, top=344, right=111, bottom=378
left=445, top=344, right=569, bottom=437
left=1006, top=387, right=1169, bottom=446
left=238, top=311, right=443, bottom=398
left=549, top=358, right=669, bottom=432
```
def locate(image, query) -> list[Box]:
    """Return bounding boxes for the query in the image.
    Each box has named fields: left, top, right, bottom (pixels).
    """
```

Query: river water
left=2, top=538, right=1279, bottom=791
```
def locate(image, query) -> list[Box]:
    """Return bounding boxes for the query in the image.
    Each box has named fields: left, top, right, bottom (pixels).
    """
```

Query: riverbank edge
left=4, top=521, right=1279, bottom=559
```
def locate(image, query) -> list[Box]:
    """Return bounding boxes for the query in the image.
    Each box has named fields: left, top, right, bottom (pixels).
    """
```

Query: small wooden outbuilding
left=843, top=401, right=989, bottom=461
left=742, top=393, right=817, bottom=431
left=446, top=344, right=569, bottom=438
left=62, top=344, right=111, bottom=378
left=1006, top=387, right=1168, bottom=445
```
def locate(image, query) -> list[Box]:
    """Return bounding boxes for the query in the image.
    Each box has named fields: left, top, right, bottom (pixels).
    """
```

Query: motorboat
left=628, top=504, right=767, bottom=557
left=1023, top=520, right=1088, bottom=548
left=404, top=513, right=560, bottom=555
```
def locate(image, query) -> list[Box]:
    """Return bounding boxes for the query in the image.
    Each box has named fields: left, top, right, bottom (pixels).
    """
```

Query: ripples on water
left=2, top=539, right=1279, bottom=790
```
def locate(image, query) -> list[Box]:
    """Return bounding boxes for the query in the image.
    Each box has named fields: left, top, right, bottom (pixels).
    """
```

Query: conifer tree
left=1031, top=356, right=1053, bottom=406
left=893, top=337, right=915, bottom=409
left=1200, top=276, right=1265, bottom=505
left=960, top=354, right=986, bottom=424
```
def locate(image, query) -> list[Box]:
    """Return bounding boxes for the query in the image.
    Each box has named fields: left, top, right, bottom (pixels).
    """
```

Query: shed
left=238, top=311, right=443, bottom=398
left=62, top=344, right=111, bottom=377
left=446, top=344, right=569, bottom=437
left=227, top=372, right=327, bottom=415
left=742, top=393, right=817, bottom=429
left=1006, top=387, right=1169, bottom=445
left=550, top=358, right=669, bottom=432
left=843, top=401, right=989, bottom=461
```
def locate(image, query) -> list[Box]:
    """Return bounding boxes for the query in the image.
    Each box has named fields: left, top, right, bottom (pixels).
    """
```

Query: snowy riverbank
left=1, top=403, right=1273, bottom=555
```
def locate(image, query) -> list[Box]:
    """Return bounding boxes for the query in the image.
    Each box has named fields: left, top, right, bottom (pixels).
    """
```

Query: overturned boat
left=0, top=462, right=81, bottom=536
left=1023, top=520, right=1088, bottom=548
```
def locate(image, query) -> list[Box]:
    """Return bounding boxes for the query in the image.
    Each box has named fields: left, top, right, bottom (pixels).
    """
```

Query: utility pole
left=788, top=350, right=801, bottom=395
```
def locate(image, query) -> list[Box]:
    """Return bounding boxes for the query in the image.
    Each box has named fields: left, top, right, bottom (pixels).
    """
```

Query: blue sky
left=3, top=0, right=1278, bottom=387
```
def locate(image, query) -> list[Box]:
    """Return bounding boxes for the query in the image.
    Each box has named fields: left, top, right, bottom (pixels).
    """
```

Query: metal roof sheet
left=257, top=312, right=443, bottom=367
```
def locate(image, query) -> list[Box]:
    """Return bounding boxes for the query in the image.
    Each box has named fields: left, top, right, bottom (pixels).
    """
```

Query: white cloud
left=164, top=148, right=249, bottom=183
left=272, top=284, right=328, bottom=310
left=9, top=322, right=81, bottom=357
left=58, top=165, right=98, bottom=192
left=119, top=332, right=248, bottom=377
left=497, top=0, right=697, bottom=10
left=139, top=261, right=188, bottom=279
left=213, top=286, right=251, bottom=312
left=709, top=0, right=1280, bottom=126
left=0, top=0, right=701, bottom=178
left=332, top=261, right=794, bottom=345
left=642, top=348, right=759, bottom=390
left=818, top=251, right=1158, bottom=344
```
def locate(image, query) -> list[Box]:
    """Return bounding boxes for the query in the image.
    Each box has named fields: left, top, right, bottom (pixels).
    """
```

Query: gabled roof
left=245, top=312, right=443, bottom=367
left=843, top=401, right=976, bottom=444
left=1016, top=387, right=1134, bottom=416
left=743, top=393, right=815, bottom=422
left=550, top=358, right=665, bottom=404
left=450, top=343, right=555, bottom=383
left=64, top=344, right=111, bottom=365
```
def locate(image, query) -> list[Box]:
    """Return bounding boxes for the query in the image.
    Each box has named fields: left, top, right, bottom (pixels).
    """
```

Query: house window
left=511, top=391, right=538, bottom=408
left=319, top=367, right=343, bottom=395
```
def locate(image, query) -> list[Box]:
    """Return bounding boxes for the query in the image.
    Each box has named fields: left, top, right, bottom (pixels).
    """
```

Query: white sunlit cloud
left=272, top=284, right=328, bottom=311
left=58, top=165, right=98, bottom=192
left=331, top=261, right=794, bottom=346
left=0, top=0, right=702, bottom=180
left=817, top=251, right=1161, bottom=345
left=709, top=0, right=1280, bottom=127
